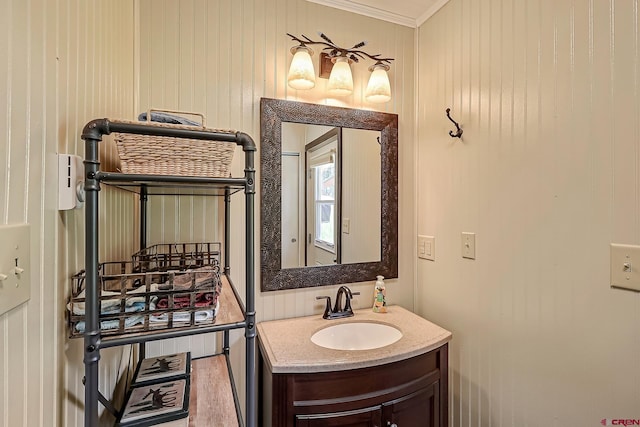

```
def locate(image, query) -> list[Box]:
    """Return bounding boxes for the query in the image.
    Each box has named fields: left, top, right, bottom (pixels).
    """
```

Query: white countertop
left=257, top=305, right=452, bottom=373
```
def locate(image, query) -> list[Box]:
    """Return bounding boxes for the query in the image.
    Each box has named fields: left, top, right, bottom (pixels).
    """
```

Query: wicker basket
left=113, top=110, right=236, bottom=178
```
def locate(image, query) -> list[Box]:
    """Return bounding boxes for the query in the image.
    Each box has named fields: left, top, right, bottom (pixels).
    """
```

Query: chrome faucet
left=316, top=286, right=360, bottom=319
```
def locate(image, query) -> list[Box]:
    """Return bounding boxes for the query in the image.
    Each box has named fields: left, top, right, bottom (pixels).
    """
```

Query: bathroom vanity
left=257, top=306, right=452, bottom=427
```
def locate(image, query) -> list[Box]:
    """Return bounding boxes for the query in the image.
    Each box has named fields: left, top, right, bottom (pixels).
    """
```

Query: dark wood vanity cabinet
left=259, top=344, right=448, bottom=427
left=383, top=383, right=439, bottom=426
left=296, top=406, right=382, bottom=427
left=295, top=385, right=437, bottom=427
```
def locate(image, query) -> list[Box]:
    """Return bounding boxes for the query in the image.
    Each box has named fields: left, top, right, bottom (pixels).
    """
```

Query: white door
left=281, top=154, right=300, bottom=268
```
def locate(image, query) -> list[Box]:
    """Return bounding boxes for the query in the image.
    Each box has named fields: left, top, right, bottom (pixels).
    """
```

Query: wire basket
left=132, top=242, right=222, bottom=273
left=112, top=110, right=236, bottom=178
left=67, top=261, right=222, bottom=338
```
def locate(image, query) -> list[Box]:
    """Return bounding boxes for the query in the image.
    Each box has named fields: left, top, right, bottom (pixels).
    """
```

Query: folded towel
left=156, top=292, right=215, bottom=309
left=138, top=111, right=201, bottom=126
left=149, top=300, right=219, bottom=324
left=149, top=309, right=214, bottom=324
left=68, top=283, right=159, bottom=315
left=74, top=308, right=146, bottom=333
left=158, top=266, right=218, bottom=291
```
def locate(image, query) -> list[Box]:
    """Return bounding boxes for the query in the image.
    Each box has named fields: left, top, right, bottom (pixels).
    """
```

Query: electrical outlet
left=462, top=232, right=476, bottom=259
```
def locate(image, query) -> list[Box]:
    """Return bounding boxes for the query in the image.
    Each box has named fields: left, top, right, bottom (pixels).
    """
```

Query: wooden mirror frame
left=260, top=97, right=398, bottom=291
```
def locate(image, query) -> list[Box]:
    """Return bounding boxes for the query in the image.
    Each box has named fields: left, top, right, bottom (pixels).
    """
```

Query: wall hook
left=446, top=108, right=463, bottom=138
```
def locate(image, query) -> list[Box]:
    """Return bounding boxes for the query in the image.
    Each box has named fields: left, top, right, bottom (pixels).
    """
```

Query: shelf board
left=217, top=275, right=246, bottom=325
left=152, top=355, right=240, bottom=427
left=100, top=274, right=246, bottom=348
left=188, top=354, right=240, bottom=427
left=97, top=171, right=246, bottom=196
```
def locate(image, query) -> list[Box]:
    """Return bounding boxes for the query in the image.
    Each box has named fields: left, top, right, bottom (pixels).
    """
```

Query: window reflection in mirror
left=281, top=122, right=381, bottom=269
left=307, top=131, right=338, bottom=265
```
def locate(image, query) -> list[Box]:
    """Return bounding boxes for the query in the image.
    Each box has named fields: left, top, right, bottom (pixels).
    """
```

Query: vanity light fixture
left=286, top=32, right=394, bottom=103
left=365, top=62, right=391, bottom=103
left=327, top=56, right=354, bottom=96
left=288, top=45, right=316, bottom=90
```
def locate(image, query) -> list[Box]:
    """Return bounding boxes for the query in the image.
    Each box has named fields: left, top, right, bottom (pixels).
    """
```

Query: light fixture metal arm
left=287, top=32, right=394, bottom=65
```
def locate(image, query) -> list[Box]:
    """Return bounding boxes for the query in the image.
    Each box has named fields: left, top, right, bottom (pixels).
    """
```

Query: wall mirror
left=260, top=98, right=398, bottom=291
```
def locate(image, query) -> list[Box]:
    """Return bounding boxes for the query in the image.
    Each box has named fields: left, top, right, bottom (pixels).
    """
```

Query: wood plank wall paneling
left=137, top=0, right=415, bottom=417
left=417, top=0, right=640, bottom=425
left=138, top=0, right=415, bottom=320
left=0, top=0, right=135, bottom=426
left=2, top=1, right=413, bottom=425
left=341, top=128, right=382, bottom=264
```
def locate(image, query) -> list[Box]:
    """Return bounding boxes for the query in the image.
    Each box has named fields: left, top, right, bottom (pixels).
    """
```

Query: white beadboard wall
left=137, top=0, right=415, bottom=416
left=0, top=0, right=136, bottom=426
left=342, top=128, right=382, bottom=264
left=417, top=0, right=640, bottom=425
left=138, top=0, right=415, bottom=320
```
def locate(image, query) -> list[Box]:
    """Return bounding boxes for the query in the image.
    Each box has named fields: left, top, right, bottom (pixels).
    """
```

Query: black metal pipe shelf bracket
left=446, top=108, right=463, bottom=138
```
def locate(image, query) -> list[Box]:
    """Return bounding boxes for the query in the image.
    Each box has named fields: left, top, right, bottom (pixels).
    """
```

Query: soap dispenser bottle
left=372, top=275, right=387, bottom=313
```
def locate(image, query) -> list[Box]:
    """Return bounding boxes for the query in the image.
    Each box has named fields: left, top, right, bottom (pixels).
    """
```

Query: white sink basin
left=311, top=322, right=403, bottom=350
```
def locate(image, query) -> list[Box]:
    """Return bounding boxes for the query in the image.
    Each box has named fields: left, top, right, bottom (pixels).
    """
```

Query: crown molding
left=306, top=0, right=417, bottom=28
left=416, top=0, right=450, bottom=27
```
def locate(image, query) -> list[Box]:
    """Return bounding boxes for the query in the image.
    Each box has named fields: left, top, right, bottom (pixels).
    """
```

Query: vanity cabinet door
left=295, top=406, right=382, bottom=427
left=382, top=383, right=439, bottom=427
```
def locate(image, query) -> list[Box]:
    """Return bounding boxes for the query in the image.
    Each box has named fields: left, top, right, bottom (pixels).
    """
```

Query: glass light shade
left=365, top=64, right=391, bottom=103
left=327, top=57, right=353, bottom=96
left=288, top=46, right=315, bottom=90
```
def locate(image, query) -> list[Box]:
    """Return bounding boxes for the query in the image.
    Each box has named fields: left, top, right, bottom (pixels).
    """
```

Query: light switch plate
left=610, top=243, right=640, bottom=292
left=418, top=235, right=435, bottom=261
left=462, top=232, right=476, bottom=259
left=0, top=224, right=31, bottom=315
left=342, top=218, right=350, bottom=234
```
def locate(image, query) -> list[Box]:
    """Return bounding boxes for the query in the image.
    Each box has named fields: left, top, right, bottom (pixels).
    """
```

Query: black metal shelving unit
left=80, top=119, right=256, bottom=427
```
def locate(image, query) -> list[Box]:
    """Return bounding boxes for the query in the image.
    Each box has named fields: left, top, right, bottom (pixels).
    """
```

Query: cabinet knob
left=387, top=423, right=398, bottom=427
